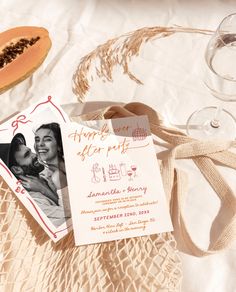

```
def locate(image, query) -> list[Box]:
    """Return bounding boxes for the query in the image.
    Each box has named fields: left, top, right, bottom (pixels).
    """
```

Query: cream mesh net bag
left=0, top=181, right=182, bottom=291
left=2, top=100, right=236, bottom=291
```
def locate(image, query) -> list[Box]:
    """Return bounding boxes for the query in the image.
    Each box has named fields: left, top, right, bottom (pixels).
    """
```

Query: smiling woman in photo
left=34, top=122, right=71, bottom=215
left=34, top=122, right=67, bottom=189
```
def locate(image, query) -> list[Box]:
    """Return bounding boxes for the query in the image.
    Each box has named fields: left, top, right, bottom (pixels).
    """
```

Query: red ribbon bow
left=11, top=115, right=31, bottom=135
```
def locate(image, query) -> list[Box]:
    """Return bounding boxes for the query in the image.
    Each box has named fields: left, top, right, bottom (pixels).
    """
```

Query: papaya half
left=0, top=26, right=51, bottom=94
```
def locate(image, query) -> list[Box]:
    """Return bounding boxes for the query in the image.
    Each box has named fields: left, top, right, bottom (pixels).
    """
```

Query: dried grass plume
left=72, top=26, right=212, bottom=102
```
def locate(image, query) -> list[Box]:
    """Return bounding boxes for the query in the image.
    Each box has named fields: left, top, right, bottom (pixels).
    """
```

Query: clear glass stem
left=210, top=104, right=223, bottom=128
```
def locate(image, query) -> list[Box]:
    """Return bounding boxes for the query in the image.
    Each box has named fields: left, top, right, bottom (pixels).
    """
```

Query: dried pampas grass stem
left=72, top=26, right=212, bottom=102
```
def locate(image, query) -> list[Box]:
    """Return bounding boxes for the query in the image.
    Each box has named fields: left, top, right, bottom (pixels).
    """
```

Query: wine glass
left=127, top=170, right=133, bottom=181
left=131, top=165, right=137, bottom=177
left=187, top=13, right=236, bottom=140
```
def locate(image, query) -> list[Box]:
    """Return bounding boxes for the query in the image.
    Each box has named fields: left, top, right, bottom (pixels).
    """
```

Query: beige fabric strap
left=83, top=102, right=236, bottom=257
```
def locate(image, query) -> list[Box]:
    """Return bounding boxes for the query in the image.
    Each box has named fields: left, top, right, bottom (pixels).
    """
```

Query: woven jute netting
left=0, top=177, right=182, bottom=292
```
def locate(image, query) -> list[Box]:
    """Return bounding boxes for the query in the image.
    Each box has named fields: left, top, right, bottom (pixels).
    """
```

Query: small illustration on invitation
left=90, top=162, right=138, bottom=183
left=0, top=96, right=72, bottom=242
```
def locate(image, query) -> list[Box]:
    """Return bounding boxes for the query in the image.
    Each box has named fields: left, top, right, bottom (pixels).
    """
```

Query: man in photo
left=0, top=133, right=70, bottom=227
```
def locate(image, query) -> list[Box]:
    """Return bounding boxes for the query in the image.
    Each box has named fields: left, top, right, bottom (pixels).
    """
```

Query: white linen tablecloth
left=1, top=1, right=236, bottom=291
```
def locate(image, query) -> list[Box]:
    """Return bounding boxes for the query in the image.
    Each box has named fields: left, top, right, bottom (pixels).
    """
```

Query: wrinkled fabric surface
left=1, top=1, right=236, bottom=291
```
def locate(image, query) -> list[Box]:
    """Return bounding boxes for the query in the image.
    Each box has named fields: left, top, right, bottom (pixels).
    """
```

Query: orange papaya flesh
left=0, top=26, right=51, bottom=94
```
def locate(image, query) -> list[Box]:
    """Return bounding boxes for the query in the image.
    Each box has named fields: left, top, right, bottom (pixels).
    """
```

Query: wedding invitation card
left=62, top=115, right=173, bottom=245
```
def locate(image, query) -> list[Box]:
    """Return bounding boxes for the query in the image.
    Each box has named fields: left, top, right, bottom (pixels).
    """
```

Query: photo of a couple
left=0, top=122, right=71, bottom=227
